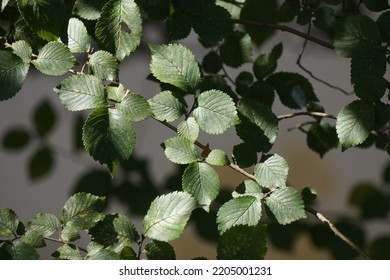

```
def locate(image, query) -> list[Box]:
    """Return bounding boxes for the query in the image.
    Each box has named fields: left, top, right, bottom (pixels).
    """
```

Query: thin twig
left=305, top=206, right=370, bottom=260
left=277, top=111, right=337, bottom=120
left=137, top=234, right=146, bottom=260
left=287, top=121, right=315, bottom=132
left=43, top=236, right=88, bottom=253
left=221, top=65, right=236, bottom=85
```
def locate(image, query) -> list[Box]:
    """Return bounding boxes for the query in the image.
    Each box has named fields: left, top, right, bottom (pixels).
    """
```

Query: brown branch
left=277, top=111, right=337, bottom=120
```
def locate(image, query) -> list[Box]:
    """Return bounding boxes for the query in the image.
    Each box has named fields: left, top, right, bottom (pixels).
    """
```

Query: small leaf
left=265, top=187, right=306, bottom=225
left=0, top=51, right=29, bottom=101
left=278, top=0, right=300, bottom=22
left=144, top=240, right=176, bottom=260
left=11, top=40, right=32, bottom=63
left=307, top=122, right=339, bottom=157
left=313, top=6, right=335, bottom=30
left=137, top=0, right=170, bottom=20
left=233, top=180, right=262, bottom=200
left=88, top=51, right=119, bottom=81
left=202, top=51, right=223, bottom=74
left=336, top=100, right=375, bottom=149
left=206, top=149, right=229, bottom=166
left=67, top=18, right=91, bottom=53
left=143, top=191, right=197, bottom=241
left=182, top=162, right=220, bottom=211
left=74, top=0, right=106, bottom=20
left=33, top=100, right=56, bottom=138
left=32, top=42, right=76, bottom=76
left=95, top=0, right=142, bottom=61
left=217, top=196, right=261, bottom=234
left=21, top=230, right=45, bottom=248
left=117, top=93, right=152, bottom=122
left=253, top=43, right=283, bottom=80
left=2, top=128, right=30, bottom=150
left=28, top=146, right=54, bottom=180
left=150, top=44, right=201, bottom=91
left=86, top=242, right=120, bottom=260
left=363, top=0, right=389, bottom=12
left=193, top=90, right=239, bottom=134
left=27, top=213, right=59, bottom=237
left=0, top=209, right=19, bottom=237
left=106, top=84, right=126, bottom=102
left=178, top=117, right=199, bottom=143
left=163, top=136, right=198, bottom=165
left=220, top=31, right=253, bottom=68
left=254, top=154, right=289, bottom=189
left=232, top=143, right=257, bottom=168
left=52, top=244, right=83, bottom=260
left=302, top=187, right=318, bottom=202
left=1, top=240, right=39, bottom=260
left=350, top=46, right=387, bottom=81
left=148, top=91, right=188, bottom=122
left=54, top=75, right=106, bottom=111
left=217, top=224, right=267, bottom=260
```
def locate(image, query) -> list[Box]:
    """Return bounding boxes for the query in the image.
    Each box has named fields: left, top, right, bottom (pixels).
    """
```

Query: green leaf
left=377, top=11, right=390, bottom=44
left=95, top=0, right=142, bottom=61
left=117, top=93, right=152, bottom=122
left=28, top=146, right=54, bottom=180
left=144, top=240, right=176, bottom=260
left=278, top=0, right=300, bottom=22
left=240, top=0, right=278, bottom=45
left=296, top=9, right=311, bottom=25
left=163, top=136, right=198, bottom=165
left=202, top=51, right=223, bottom=74
left=313, top=6, right=335, bottom=30
left=363, top=0, right=389, bottom=11
left=237, top=98, right=278, bottom=144
left=32, top=42, right=76, bottom=76
left=74, top=0, right=106, bottom=20
left=54, top=75, right=106, bottom=111
left=217, top=224, right=267, bottom=260
left=86, top=242, right=120, bottom=260
left=0, top=51, right=29, bottom=101
left=150, top=44, right=201, bottom=91
left=27, top=213, right=59, bottom=237
left=193, top=90, right=239, bottom=134
left=1, top=240, right=39, bottom=260
left=33, top=100, right=56, bottom=138
left=52, top=244, right=83, bottom=260
left=216, top=0, right=243, bottom=19
left=17, top=0, right=68, bottom=41
left=143, top=191, right=197, bottom=242
left=217, top=196, right=261, bottom=234
left=265, top=187, right=306, bottom=225
left=178, top=117, right=199, bottom=143
left=307, top=122, right=339, bottom=157
left=0, top=209, right=19, bottom=237
left=233, top=180, right=262, bottom=200
left=21, top=230, right=45, bottom=248
left=206, top=149, right=229, bottom=166
left=2, top=128, right=30, bottom=150
left=232, top=143, right=257, bottom=168
left=253, top=43, right=283, bottom=80
left=88, top=51, right=119, bottom=81
left=353, top=75, right=387, bottom=102
left=137, top=0, right=170, bottom=20
left=82, top=107, right=136, bottom=174
left=165, top=12, right=192, bottom=40
left=220, top=31, right=253, bottom=68
left=67, top=18, right=91, bottom=53
left=106, top=84, right=126, bottom=102
left=148, top=90, right=188, bottom=122
left=11, top=40, right=32, bottom=63
left=336, top=100, right=375, bottom=149
left=333, top=15, right=381, bottom=57
left=182, top=162, right=220, bottom=211
left=254, top=154, right=289, bottom=189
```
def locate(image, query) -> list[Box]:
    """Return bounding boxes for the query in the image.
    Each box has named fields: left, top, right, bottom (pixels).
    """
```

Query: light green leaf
left=165, top=12, right=192, bottom=40
left=32, top=42, right=76, bottom=76
left=144, top=240, right=176, bottom=260
left=67, top=18, right=91, bottom=53
left=148, top=91, right=187, bottom=122
left=193, top=90, right=239, bottom=134
left=143, top=191, right=197, bottom=241
left=117, top=93, right=152, bottom=122
left=0, top=209, right=19, bottom=237
left=206, top=149, right=229, bottom=166
left=363, top=0, right=389, bottom=12
left=52, top=244, right=83, bottom=260
left=137, top=0, right=170, bottom=20
left=217, top=196, right=261, bottom=234
left=86, top=242, right=120, bottom=260
left=82, top=107, right=136, bottom=173
left=217, top=224, right=267, bottom=260
left=11, top=40, right=32, bottom=63
left=220, top=31, right=253, bottom=68
left=150, top=44, right=201, bottom=91
left=233, top=180, right=262, bottom=200
left=336, top=100, right=375, bottom=149
left=265, top=187, right=306, bottom=225
left=74, top=0, right=106, bottom=20
left=178, top=117, right=199, bottom=142
left=2, top=240, right=39, bottom=260
left=254, top=154, right=289, bottom=188
left=54, top=75, right=106, bottom=111
left=0, top=51, right=29, bottom=101
left=163, top=136, right=198, bottom=165
left=106, top=84, right=126, bottom=102
left=95, top=0, right=142, bottom=61
left=21, top=230, right=45, bottom=248
left=88, top=50, right=118, bottom=81
left=27, top=213, right=59, bottom=237
left=307, top=122, right=339, bottom=157
left=182, top=162, right=220, bottom=211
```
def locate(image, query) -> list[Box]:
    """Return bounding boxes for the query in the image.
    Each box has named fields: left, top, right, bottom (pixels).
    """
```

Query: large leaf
left=232, top=143, right=257, bottom=168
left=144, top=240, right=176, bottom=260
left=193, top=90, right=239, bottom=134
left=32, top=42, right=76, bottom=76
left=336, top=100, right=375, bottom=149
left=217, top=196, right=261, bottom=234
left=82, top=107, right=136, bottom=173
left=1, top=0, right=10, bottom=11
left=165, top=12, right=192, bottom=40
left=143, top=191, right=197, bottom=241
left=0, top=209, right=19, bottom=237
left=182, top=162, right=220, bottom=211
left=67, top=18, right=91, bottom=53
left=217, top=224, right=267, bottom=260
left=1, top=240, right=39, bottom=260
left=137, top=0, right=170, bottom=20
left=265, top=187, right=306, bottom=225
left=21, top=230, right=45, bottom=248
left=307, top=122, right=339, bottom=157
left=148, top=91, right=187, bottom=122
left=178, top=117, right=199, bottom=142
left=117, top=93, right=152, bottom=122
left=54, top=75, right=106, bottom=111
left=0, top=51, right=29, bottom=101
left=350, top=46, right=387, bottom=82
left=95, top=0, right=142, bottom=61
left=254, top=154, right=288, bottom=189
left=74, top=0, right=106, bottom=20
left=163, top=136, right=198, bottom=164
left=150, top=44, right=201, bottom=92
left=27, top=213, right=59, bottom=237
left=11, top=40, right=32, bottom=63
left=88, top=51, right=119, bottom=81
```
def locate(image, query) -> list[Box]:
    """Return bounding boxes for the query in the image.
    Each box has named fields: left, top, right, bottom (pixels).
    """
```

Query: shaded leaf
left=254, top=154, right=288, bottom=189
left=0, top=209, right=19, bottom=237
left=33, top=100, right=56, bottom=138
left=88, top=51, right=119, bottom=81
left=2, top=128, right=30, bottom=150
left=363, top=0, right=389, bottom=12
left=220, top=31, right=252, bottom=68
left=278, top=0, right=300, bottom=22
left=307, top=122, right=339, bottom=157
left=313, top=6, right=335, bottom=30
left=28, top=146, right=54, bottom=180
left=144, top=240, right=176, bottom=260
left=353, top=75, right=387, bottom=102
left=67, top=18, right=91, bottom=53
left=350, top=46, right=386, bottom=81
left=202, top=51, right=223, bottom=74
left=163, top=136, right=198, bottom=165
left=148, top=90, right=187, bottom=122
left=377, top=11, right=390, bottom=44
left=369, top=237, right=390, bottom=259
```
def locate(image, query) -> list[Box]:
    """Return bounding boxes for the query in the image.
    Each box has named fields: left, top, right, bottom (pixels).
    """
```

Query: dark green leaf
left=88, top=51, right=119, bottom=81
left=27, top=213, right=59, bottom=237
left=0, top=209, right=19, bottom=237
left=2, top=128, right=30, bottom=150
left=302, top=187, right=318, bottom=202
left=278, top=0, right=300, bottom=22
left=254, top=154, right=288, bottom=188
left=117, top=93, right=152, bottom=122
left=67, top=18, right=91, bottom=53
left=11, top=40, right=32, bottom=63
left=52, top=244, right=83, bottom=260
left=313, top=6, right=335, bottom=30
left=74, top=0, right=106, bottom=20
left=249, top=81, right=275, bottom=106
left=144, top=240, right=176, bottom=260
left=353, top=75, right=387, bottom=101
left=363, top=0, right=389, bottom=11
left=236, top=71, right=254, bottom=87
left=177, top=117, right=199, bottom=143
left=220, top=31, right=253, bottom=68
left=148, top=90, right=187, bottom=122
left=232, top=143, right=257, bottom=168
left=1, top=240, right=39, bottom=260
left=73, top=114, right=85, bottom=151
left=33, top=100, right=56, bottom=138
left=163, top=136, right=198, bottom=164
left=216, top=0, right=243, bottom=19
left=21, top=230, right=45, bottom=248
left=253, top=43, right=283, bottom=80
left=137, top=0, right=170, bottom=20
left=377, top=11, right=390, bottom=44
left=369, top=237, right=390, bottom=259
left=95, top=0, right=142, bottom=61
left=0, top=51, right=29, bottom=101
left=165, top=12, right=192, bottom=40
left=143, top=191, right=197, bottom=241
left=350, top=46, right=387, bottom=81
left=202, top=51, right=223, bottom=74
left=307, top=122, right=339, bottom=157
left=296, top=9, right=312, bottom=25
left=28, top=146, right=54, bottom=180
left=217, top=224, right=267, bottom=260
